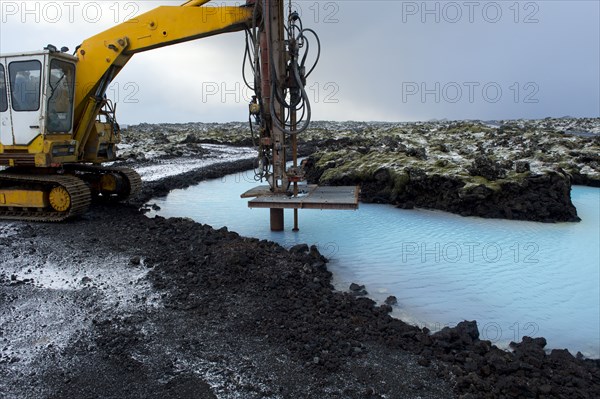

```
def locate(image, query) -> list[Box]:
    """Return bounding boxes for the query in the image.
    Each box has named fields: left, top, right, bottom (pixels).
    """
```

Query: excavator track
left=112, top=166, right=143, bottom=199
left=63, top=165, right=142, bottom=200
left=0, top=173, right=91, bottom=222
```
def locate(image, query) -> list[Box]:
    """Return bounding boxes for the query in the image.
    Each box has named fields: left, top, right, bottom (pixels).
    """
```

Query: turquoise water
left=148, top=170, right=600, bottom=357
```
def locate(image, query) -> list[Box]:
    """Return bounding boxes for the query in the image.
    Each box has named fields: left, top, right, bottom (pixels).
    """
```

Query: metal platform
left=241, top=185, right=360, bottom=210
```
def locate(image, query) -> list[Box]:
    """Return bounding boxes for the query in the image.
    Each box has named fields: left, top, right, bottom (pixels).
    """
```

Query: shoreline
left=141, top=159, right=599, bottom=360
left=140, top=158, right=600, bottom=346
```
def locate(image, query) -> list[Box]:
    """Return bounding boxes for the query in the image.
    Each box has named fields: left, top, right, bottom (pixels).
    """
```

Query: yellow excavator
left=0, top=0, right=259, bottom=221
left=0, top=0, right=357, bottom=227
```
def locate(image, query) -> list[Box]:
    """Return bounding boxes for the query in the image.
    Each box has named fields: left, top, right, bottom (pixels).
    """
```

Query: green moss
left=314, top=149, right=358, bottom=168
left=462, top=175, right=502, bottom=192
left=390, top=170, right=410, bottom=197
left=442, top=122, right=493, bottom=135
left=316, top=149, right=399, bottom=183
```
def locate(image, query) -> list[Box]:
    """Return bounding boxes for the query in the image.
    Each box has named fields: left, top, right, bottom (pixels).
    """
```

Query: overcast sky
left=1, top=0, right=598, bottom=124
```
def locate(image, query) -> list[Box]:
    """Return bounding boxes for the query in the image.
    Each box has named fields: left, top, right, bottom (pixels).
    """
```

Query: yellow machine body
left=0, top=0, right=254, bottom=221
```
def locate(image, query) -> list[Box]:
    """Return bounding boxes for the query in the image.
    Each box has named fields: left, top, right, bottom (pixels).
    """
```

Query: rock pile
left=303, top=119, right=599, bottom=222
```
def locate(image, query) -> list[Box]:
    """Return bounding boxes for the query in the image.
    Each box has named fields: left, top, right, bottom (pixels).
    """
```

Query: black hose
left=242, top=30, right=255, bottom=91
left=251, top=2, right=319, bottom=135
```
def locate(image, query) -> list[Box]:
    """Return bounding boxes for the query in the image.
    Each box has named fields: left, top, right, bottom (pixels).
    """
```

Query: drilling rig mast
left=242, top=0, right=359, bottom=231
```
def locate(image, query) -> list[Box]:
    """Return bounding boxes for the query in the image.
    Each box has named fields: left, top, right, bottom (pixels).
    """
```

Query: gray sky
left=1, top=0, right=598, bottom=123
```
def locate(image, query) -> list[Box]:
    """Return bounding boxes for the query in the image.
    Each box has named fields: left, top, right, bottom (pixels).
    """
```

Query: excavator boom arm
left=73, top=1, right=255, bottom=137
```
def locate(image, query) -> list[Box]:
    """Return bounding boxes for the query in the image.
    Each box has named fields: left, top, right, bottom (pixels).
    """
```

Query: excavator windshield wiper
left=48, top=73, right=66, bottom=101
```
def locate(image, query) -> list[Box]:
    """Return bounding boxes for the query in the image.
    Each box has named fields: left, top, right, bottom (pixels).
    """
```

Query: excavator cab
left=0, top=50, right=77, bottom=152
left=0, top=50, right=139, bottom=221
left=1, top=48, right=121, bottom=167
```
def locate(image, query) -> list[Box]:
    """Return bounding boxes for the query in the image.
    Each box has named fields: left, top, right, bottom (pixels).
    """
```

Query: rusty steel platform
left=241, top=185, right=360, bottom=210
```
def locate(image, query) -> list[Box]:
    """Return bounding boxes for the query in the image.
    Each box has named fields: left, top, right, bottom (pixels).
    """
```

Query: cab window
left=9, top=60, right=41, bottom=112
left=0, top=65, right=7, bottom=112
left=47, top=59, right=75, bottom=133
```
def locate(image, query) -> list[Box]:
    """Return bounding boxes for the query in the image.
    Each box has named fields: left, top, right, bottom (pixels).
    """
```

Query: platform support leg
left=270, top=208, right=284, bottom=231
left=293, top=209, right=299, bottom=232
